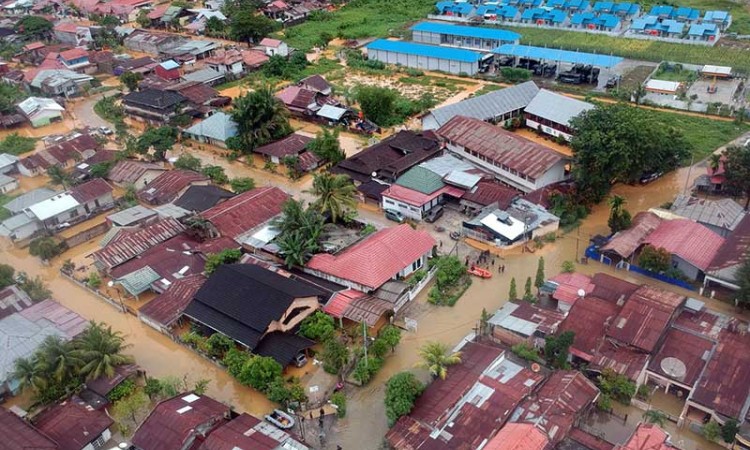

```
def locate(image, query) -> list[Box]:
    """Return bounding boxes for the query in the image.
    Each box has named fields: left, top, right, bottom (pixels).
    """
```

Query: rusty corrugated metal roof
left=91, top=217, right=186, bottom=270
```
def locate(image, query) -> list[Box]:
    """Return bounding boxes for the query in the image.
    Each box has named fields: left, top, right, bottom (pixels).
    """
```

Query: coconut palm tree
left=13, top=356, right=47, bottom=393
left=607, top=195, right=631, bottom=233
left=231, top=85, right=292, bottom=152
left=417, top=342, right=462, bottom=380
left=709, top=153, right=722, bottom=172
left=37, top=335, right=82, bottom=384
left=74, top=322, right=133, bottom=381
left=643, top=409, right=667, bottom=427
left=306, top=173, right=357, bottom=223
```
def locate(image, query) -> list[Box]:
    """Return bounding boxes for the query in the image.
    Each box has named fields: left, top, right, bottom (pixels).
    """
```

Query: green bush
left=299, top=311, right=336, bottom=341
left=330, top=391, right=346, bottom=418
left=352, top=356, right=382, bottom=385
left=222, top=348, right=250, bottom=378
left=511, top=343, right=541, bottom=362
left=0, top=133, right=35, bottom=155
left=107, top=378, right=136, bottom=402
left=206, top=333, right=234, bottom=358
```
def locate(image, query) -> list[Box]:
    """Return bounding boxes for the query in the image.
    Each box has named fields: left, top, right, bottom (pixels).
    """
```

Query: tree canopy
left=0, top=84, right=26, bottom=115
left=230, top=177, right=256, bottom=193
left=570, top=104, right=690, bottom=203
left=229, top=11, right=277, bottom=44
left=0, top=264, right=14, bottom=289
left=135, top=126, right=178, bottom=160
left=544, top=330, right=574, bottom=369
left=119, top=72, right=142, bottom=92
left=230, top=86, right=291, bottom=153
left=307, top=173, right=357, bottom=223
left=418, top=341, right=461, bottom=380
left=15, top=16, right=52, bottom=38
left=307, top=128, right=345, bottom=164
left=384, top=372, right=424, bottom=426
left=723, top=143, right=750, bottom=209
left=608, top=195, right=632, bottom=233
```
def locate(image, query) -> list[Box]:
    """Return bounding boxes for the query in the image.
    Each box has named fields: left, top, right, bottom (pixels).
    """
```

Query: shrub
left=238, top=355, right=283, bottom=392
left=384, top=372, right=424, bottom=426
left=511, top=343, right=541, bottom=362
left=222, top=348, right=250, bottom=378
left=29, top=237, right=67, bottom=260
left=561, top=260, right=575, bottom=273
left=87, top=272, right=102, bottom=289
left=206, top=333, right=234, bottom=358
left=107, top=378, right=136, bottom=402
left=638, top=245, right=671, bottom=273
left=352, top=356, right=382, bottom=385
left=299, top=311, right=335, bottom=341
left=330, top=391, right=346, bottom=418
left=321, top=338, right=349, bottom=374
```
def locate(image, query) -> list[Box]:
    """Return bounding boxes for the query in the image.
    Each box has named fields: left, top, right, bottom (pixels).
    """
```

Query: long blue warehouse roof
left=493, top=44, right=623, bottom=68
left=367, top=39, right=484, bottom=63
left=411, top=22, right=521, bottom=42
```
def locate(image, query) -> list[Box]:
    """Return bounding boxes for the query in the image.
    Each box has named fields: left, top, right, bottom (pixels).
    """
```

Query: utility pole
left=362, top=321, right=368, bottom=368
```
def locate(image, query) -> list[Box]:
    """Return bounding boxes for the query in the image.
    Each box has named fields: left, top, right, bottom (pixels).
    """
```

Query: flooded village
left=1, top=0, right=750, bottom=449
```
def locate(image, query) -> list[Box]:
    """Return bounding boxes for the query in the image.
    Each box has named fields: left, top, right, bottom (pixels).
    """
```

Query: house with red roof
left=253, top=133, right=321, bottom=172
left=131, top=392, right=229, bottom=450
left=323, top=288, right=395, bottom=332
left=305, top=224, right=436, bottom=293
left=58, top=48, right=91, bottom=72
left=138, top=273, right=206, bottom=333
left=198, top=413, right=308, bottom=450
left=615, top=423, right=674, bottom=450
left=53, top=22, right=93, bottom=47
left=69, top=178, right=114, bottom=215
left=704, top=214, right=750, bottom=291
left=259, top=37, right=289, bottom=57
left=483, top=423, right=549, bottom=450
left=138, top=170, right=209, bottom=205
left=0, top=406, right=58, bottom=450
left=34, top=397, right=114, bottom=450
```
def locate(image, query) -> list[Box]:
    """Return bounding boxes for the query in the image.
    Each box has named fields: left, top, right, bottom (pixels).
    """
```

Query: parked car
left=425, top=205, right=444, bottom=223
left=639, top=171, right=664, bottom=184
left=98, top=126, right=113, bottom=135
left=385, top=209, right=405, bottom=223
left=294, top=353, right=307, bottom=368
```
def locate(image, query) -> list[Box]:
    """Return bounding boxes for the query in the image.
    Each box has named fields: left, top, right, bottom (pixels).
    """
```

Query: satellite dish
left=660, top=357, right=687, bottom=380
left=371, top=171, right=378, bottom=178
left=577, top=289, right=586, bottom=298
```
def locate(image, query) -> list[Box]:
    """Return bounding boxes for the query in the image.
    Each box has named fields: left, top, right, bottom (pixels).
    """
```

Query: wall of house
left=525, top=115, right=574, bottom=141
left=0, top=179, right=18, bottom=194
left=79, top=193, right=115, bottom=213
left=82, top=429, right=112, bottom=450
left=672, top=254, right=701, bottom=281
left=7, top=218, right=41, bottom=241
left=412, top=30, right=518, bottom=50
left=139, top=313, right=170, bottom=334
left=491, top=326, right=527, bottom=347
left=42, top=204, right=87, bottom=228
left=267, top=296, right=319, bottom=333
left=368, top=48, right=479, bottom=76
left=29, top=111, right=64, bottom=128
left=531, top=218, right=561, bottom=239
left=398, top=251, right=430, bottom=278
left=382, top=195, right=427, bottom=221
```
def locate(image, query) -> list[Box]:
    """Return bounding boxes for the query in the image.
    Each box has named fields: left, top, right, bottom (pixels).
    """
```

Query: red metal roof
left=306, top=224, right=435, bottom=291
left=615, top=423, right=672, bottom=450
left=69, top=178, right=112, bottom=203
left=253, top=133, right=312, bottom=158
left=0, top=407, right=57, bottom=450
left=0, top=285, right=33, bottom=320
left=708, top=214, right=750, bottom=273
left=198, top=413, right=303, bottom=450
left=502, top=300, right=565, bottom=336
left=647, top=327, right=714, bottom=387
left=132, top=393, right=229, bottom=450
left=484, top=423, right=549, bottom=450
left=91, top=217, right=186, bottom=270
left=461, top=181, right=519, bottom=209
left=54, top=22, right=80, bottom=33
left=690, top=328, right=750, bottom=418
left=138, top=170, right=209, bottom=205
left=275, top=86, right=316, bottom=110
left=260, top=38, right=283, bottom=47
left=644, top=219, right=724, bottom=271
left=241, top=49, right=269, bottom=68
left=512, top=371, right=599, bottom=446
left=568, top=427, right=615, bottom=450
left=200, top=186, right=289, bottom=240
left=560, top=296, right=622, bottom=359
left=23, top=41, right=45, bottom=51
left=205, top=49, right=244, bottom=66
left=324, top=289, right=393, bottom=327
left=58, top=47, right=88, bottom=61
left=601, top=212, right=663, bottom=259
left=34, top=398, right=113, bottom=450
left=139, top=274, right=206, bottom=328
left=590, top=341, right=649, bottom=381
left=606, top=285, right=684, bottom=353
left=549, top=272, right=595, bottom=305
left=107, top=160, right=165, bottom=184
left=382, top=183, right=464, bottom=207
left=590, top=273, right=640, bottom=304
left=437, top=115, right=566, bottom=180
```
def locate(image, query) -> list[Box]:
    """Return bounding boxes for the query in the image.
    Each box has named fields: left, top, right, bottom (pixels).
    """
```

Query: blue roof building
left=366, top=39, right=486, bottom=75
left=570, top=12, right=621, bottom=30
left=688, top=22, right=718, bottom=41
left=593, top=1, right=613, bottom=13
left=546, top=0, right=589, bottom=12
left=612, top=2, right=639, bottom=16
left=519, top=0, right=543, bottom=7
left=411, top=22, right=520, bottom=48
left=648, top=5, right=699, bottom=21
left=476, top=4, right=520, bottom=19
left=520, top=7, right=569, bottom=25
left=435, top=0, right=476, bottom=16
left=493, top=44, right=623, bottom=67
left=703, top=10, right=732, bottom=30
left=630, top=16, right=685, bottom=36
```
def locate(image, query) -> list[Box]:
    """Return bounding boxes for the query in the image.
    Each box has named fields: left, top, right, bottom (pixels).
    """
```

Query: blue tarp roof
left=411, top=22, right=520, bottom=41
left=493, top=44, right=623, bottom=67
left=367, top=39, right=484, bottom=63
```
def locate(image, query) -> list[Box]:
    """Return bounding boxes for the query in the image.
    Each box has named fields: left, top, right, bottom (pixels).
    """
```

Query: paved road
left=69, top=90, right=121, bottom=130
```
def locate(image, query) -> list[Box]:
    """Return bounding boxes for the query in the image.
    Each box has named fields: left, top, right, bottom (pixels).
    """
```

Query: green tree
left=0, top=85, right=26, bottom=115
left=331, top=391, right=346, bottom=417
left=173, top=153, right=202, bottom=171
left=597, top=368, right=636, bottom=404
left=723, top=144, right=750, bottom=209
left=229, top=10, right=277, bottom=44
left=87, top=272, right=102, bottom=288
left=355, top=85, right=398, bottom=127
left=135, top=126, right=178, bottom=160
left=299, top=311, right=335, bottom=341
left=384, top=372, right=424, bottom=426
left=112, top=391, right=150, bottom=435
left=735, top=256, right=750, bottom=307
left=47, top=165, right=73, bottom=188
left=417, top=341, right=461, bottom=380
left=89, top=162, right=112, bottom=179
left=307, top=128, right=345, bottom=164
left=206, top=333, right=234, bottom=358
left=379, top=325, right=402, bottom=351
left=642, top=409, right=667, bottom=427
left=638, top=245, right=671, bottom=273
left=144, top=377, right=163, bottom=399
left=29, top=237, right=65, bottom=261
left=222, top=348, right=250, bottom=378
left=570, top=104, right=690, bottom=204
left=544, top=331, right=574, bottom=369
left=17, top=273, right=51, bottom=301
left=722, top=419, right=739, bottom=443
left=276, top=229, right=316, bottom=268
left=74, top=321, right=134, bottom=381
left=205, top=16, right=226, bottom=37
left=307, top=173, right=357, bottom=223
left=479, top=308, right=491, bottom=336
left=509, top=277, right=517, bottom=300
left=119, top=72, right=143, bottom=92
left=13, top=356, right=47, bottom=393
left=0, top=264, right=14, bottom=289
left=37, top=335, right=81, bottom=384
left=608, top=195, right=632, bottom=233
left=321, top=337, right=349, bottom=374
left=534, top=256, right=545, bottom=291
left=511, top=342, right=541, bottom=362
left=561, top=260, right=575, bottom=273
left=238, top=355, right=282, bottom=391
left=136, top=9, right=151, bottom=28
left=523, top=276, right=534, bottom=302
left=230, top=177, right=255, bottom=193
left=703, top=420, right=721, bottom=442
left=15, top=16, right=53, bottom=38
left=193, top=378, right=210, bottom=395
left=201, top=165, right=229, bottom=184
left=204, top=249, right=242, bottom=274
left=231, top=86, right=291, bottom=152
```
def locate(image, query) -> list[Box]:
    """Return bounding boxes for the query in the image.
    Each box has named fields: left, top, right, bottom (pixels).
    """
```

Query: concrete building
left=410, top=22, right=520, bottom=50
left=366, top=39, right=488, bottom=76
left=17, top=97, right=64, bottom=128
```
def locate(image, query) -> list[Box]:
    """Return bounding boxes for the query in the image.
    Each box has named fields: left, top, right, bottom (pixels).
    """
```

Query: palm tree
left=643, top=409, right=667, bottom=427
left=37, top=335, right=82, bottom=384
left=74, top=322, right=133, bottom=380
left=608, top=195, right=626, bottom=216
left=632, top=84, right=647, bottom=106
left=276, top=230, right=316, bottom=268
left=231, top=85, right=292, bottom=152
left=417, top=342, right=462, bottom=380
left=709, top=153, right=722, bottom=172
left=307, top=173, right=357, bottom=223
left=13, top=356, right=47, bottom=393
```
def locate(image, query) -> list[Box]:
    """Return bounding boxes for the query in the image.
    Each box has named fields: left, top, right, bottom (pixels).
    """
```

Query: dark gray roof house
left=173, top=185, right=235, bottom=212
left=182, top=264, right=324, bottom=365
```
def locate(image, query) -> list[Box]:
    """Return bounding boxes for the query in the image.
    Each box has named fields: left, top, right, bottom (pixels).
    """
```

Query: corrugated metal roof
left=411, top=22, right=520, bottom=41
left=670, top=194, right=745, bottom=231
left=494, top=44, right=623, bottom=68
left=524, top=89, right=594, bottom=127
left=117, top=266, right=161, bottom=296
left=644, top=219, right=725, bottom=271
left=92, top=217, right=186, bottom=270
left=367, top=39, right=483, bottom=63
left=184, top=111, right=238, bottom=143
left=107, top=205, right=156, bottom=227
left=395, top=165, right=445, bottom=194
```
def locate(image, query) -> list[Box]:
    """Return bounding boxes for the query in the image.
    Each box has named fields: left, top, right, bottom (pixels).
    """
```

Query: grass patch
left=215, top=77, right=246, bottom=91
left=280, top=0, right=435, bottom=51
left=0, top=133, right=35, bottom=156
left=474, top=84, right=504, bottom=96
left=644, top=108, right=750, bottom=160
left=502, top=26, right=750, bottom=74
left=0, top=193, right=18, bottom=221
left=652, top=63, right=698, bottom=82
left=620, top=65, right=655, bottom=92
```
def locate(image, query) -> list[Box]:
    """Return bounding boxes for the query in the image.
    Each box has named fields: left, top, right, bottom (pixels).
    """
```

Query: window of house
left=92, top=435, right=107, bottom=450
